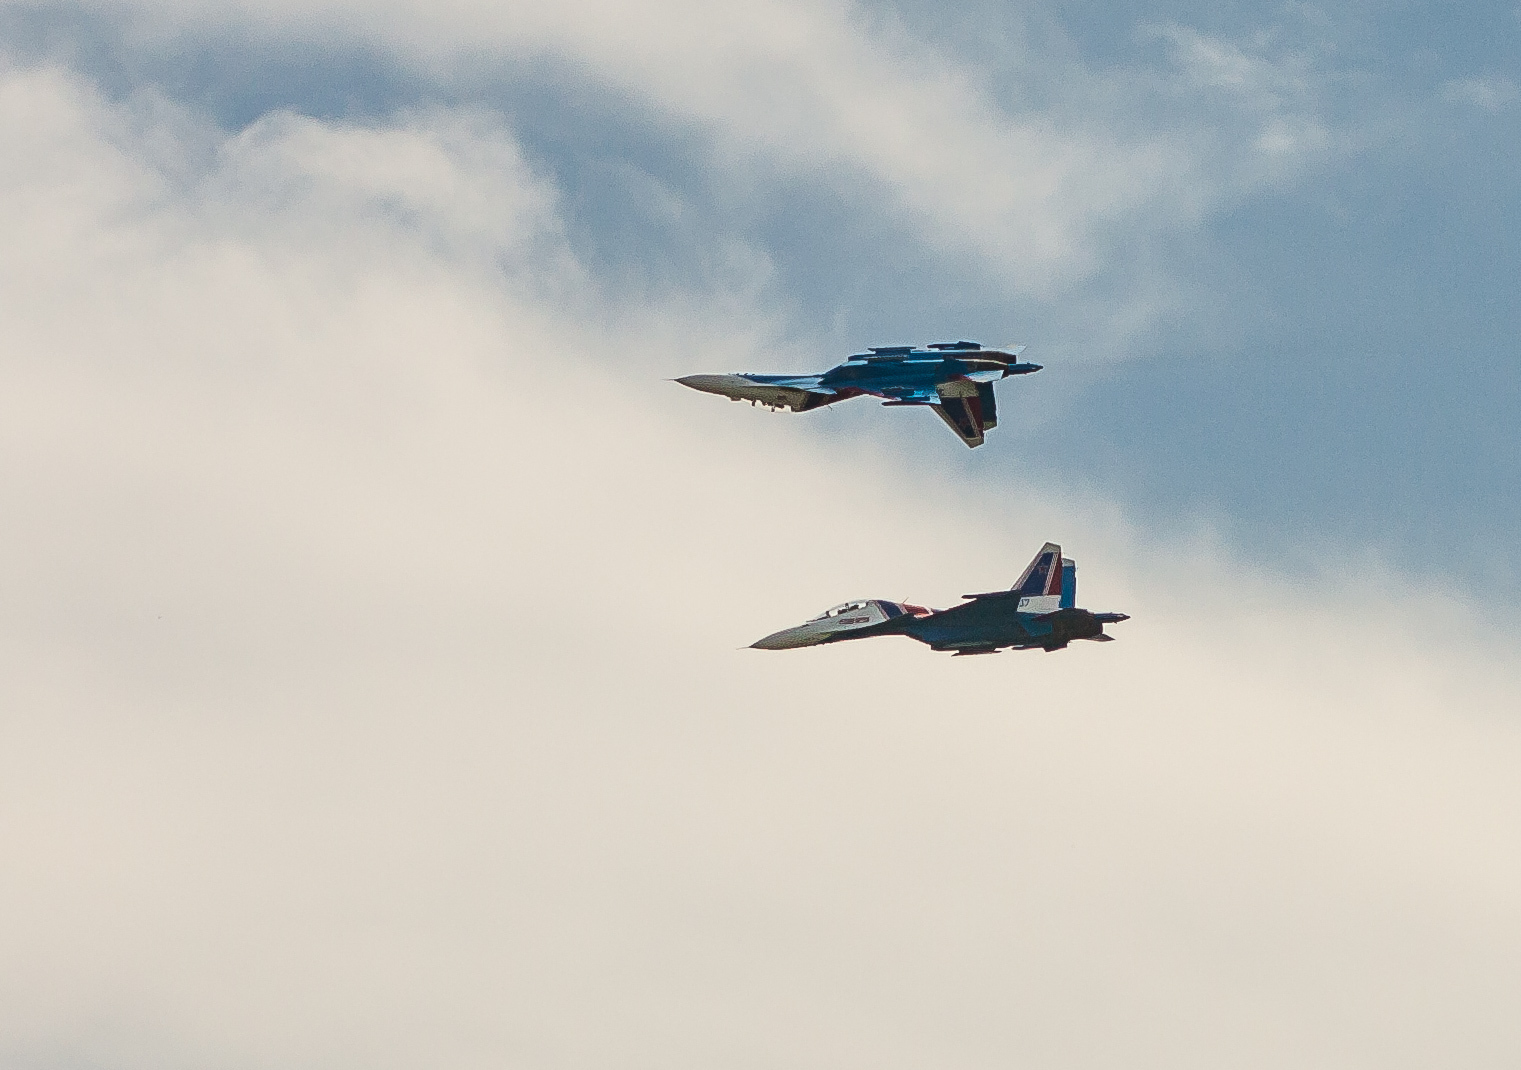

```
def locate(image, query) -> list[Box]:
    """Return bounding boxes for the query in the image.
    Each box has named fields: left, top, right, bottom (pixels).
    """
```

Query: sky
left=0, top=1, right=1518, bottom=1067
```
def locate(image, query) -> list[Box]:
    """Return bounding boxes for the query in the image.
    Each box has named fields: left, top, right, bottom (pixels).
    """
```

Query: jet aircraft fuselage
left=750, top=542, right=1129, bottom=656
left=677, top=341, right=1041, bottom=447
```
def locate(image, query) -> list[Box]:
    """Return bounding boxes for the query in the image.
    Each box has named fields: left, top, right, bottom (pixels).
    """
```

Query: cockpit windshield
left=808, top=600, right=870, bottom=622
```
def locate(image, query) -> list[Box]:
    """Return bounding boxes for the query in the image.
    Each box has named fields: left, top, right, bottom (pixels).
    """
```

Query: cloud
left=1441, top=75, right=1520, bottom=112
left=2, top=62, right=1521, bottom=1069
left=1147, top=23, right=1335, bottom=174
left=20, top=0, right=1373, bottom=321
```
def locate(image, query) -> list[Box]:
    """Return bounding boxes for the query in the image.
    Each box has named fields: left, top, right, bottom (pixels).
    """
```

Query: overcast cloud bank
left=1, top=62, right=1520, bottom=1069
left=7, top=0, right=1380, bottom=307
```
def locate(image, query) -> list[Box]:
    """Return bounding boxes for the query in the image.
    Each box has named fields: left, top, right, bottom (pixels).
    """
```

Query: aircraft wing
left=930, top=380, right=996, bottom=448
left=931, top=398, right=987, bottom=447
left=873, top=380, right=996, bottom=447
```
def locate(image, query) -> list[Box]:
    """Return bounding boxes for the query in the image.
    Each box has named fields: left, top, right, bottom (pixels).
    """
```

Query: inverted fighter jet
left=751, top=543, right=1128, bottom=656
left=677, top=341, right=1041, bottom=447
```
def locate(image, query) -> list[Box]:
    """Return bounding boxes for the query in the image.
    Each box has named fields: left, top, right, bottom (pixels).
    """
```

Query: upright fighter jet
left=751, top=543, right=1128, bottom=656
left=677, top=341, right=1041, bottom=447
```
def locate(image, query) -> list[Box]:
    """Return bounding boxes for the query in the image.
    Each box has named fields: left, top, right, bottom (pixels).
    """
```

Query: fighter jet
left=751, top=542, right=1128, bottom=656
left=677, top=341, right=1041, bottom=448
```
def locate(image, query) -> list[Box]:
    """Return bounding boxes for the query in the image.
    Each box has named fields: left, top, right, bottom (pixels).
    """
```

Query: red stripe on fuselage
left=1046, top=553, right=1062, bottom=595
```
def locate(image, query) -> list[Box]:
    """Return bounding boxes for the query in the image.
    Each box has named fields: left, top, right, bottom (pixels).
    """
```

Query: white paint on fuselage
left=751, top=599, right=893, bottom=649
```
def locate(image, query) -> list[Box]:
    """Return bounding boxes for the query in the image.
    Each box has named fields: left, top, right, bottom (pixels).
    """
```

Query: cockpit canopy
left=809, top=600, right=870, bottom=622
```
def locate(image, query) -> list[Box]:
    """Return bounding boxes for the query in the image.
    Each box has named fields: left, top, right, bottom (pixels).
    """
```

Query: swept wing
left=876, top=380, right=998, bottom=448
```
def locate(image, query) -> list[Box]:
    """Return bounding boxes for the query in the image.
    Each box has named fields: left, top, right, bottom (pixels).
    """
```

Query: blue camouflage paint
left=677, top=342, right=1041, bottom=448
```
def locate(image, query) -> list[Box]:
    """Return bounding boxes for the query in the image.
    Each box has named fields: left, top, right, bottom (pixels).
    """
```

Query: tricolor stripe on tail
left=1013, top=542, right=1064, bottom=613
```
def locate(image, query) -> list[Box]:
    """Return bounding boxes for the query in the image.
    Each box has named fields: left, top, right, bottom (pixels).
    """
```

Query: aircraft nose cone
left=676, top=374, right=738, bottom=394
left=750, top=625, right=820, bottom=650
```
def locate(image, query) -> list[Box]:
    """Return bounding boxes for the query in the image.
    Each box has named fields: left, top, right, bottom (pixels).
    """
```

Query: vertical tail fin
left=1012, top=542, right=1063, bottom=597
left=1060, top=559, right=1076, bottom=609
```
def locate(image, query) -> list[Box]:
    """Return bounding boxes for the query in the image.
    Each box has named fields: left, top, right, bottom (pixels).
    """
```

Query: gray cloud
left=1441, top=75, right=1519, bottom=111
left=12, top=0, right=1382, bottom=328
